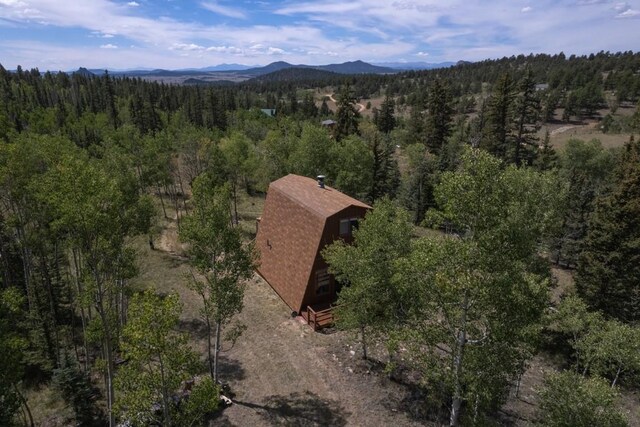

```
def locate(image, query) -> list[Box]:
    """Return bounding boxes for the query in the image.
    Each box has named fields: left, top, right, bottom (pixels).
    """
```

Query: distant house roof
left=261, top=108, right=276, bottom=117
left=321, top=119, right=336, bottom=126
left=535, top=83, right=549, bottom=91
left=270, top=174, right=370, bottom=219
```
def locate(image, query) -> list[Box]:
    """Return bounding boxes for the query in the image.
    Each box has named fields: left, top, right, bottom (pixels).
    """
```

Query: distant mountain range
left=75, top=59, right=463, bottom=84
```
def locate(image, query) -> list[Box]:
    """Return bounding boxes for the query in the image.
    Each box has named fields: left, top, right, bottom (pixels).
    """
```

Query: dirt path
left=550, top=125, right=575, bottom=136
left=141, top=213, right=424, bottom=426
left=325, top=93, right=366, bottom=113
left=212, top=275, right=424, bottom=426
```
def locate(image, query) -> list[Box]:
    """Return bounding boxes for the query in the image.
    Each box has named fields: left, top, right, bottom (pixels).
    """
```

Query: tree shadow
left=217, top=355, right=246, bottom=383
left=235, top=391, right=350, bottom=426
left=177, top=318, right=209, bottom=340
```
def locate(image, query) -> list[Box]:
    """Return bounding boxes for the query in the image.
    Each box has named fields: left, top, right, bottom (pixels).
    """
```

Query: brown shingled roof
left=270, top=174, right=371, bottom=218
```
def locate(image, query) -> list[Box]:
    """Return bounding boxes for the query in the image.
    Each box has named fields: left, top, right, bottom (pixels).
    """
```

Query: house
left=260, top=108, right=276, bottom=117
left=321, top=119, right=336, bottom=127
left=255, top=174, right=371, bottom=329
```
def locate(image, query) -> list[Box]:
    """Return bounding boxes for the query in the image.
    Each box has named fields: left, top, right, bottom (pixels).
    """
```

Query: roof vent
left=317, top=175, right=325, bottom=189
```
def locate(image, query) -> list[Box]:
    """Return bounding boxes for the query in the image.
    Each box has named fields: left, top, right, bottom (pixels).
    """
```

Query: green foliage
left=115, top=291, right=199, bottom=427
left=334, top=85, right=360, bottom=141
left=534, top=130, right=557, bottom=171
left=424, top=79, right=454, bottom=157
left=547, top=295, right=603, bottom=345
left=289, top=123, right=335, bottom=179
left=323, top=199, right=412, bottom=357
left=0, top=288, right=27, bottom=426
left=574, top=319, right=640, bottom=385
left=374, top=95, right=396, bottom=134
left=180, top=177, right=256, bottom=382
left=482, top=73, right=515, bottom=160
left=576, top=138, right=640, bottom=322
left=177, top=376, right=220, bottom=427
left=332, top=134, right=374, bottom=201
left=400, top=143, right=437, bottom=224
left=399, top=147, right=561, bottom=424
left=550, top=138, right=614, bottom=267
left=538, top=371, right=628, bottom=427
left=512, top=68, right=541, bottom=165
left=431, top=148, right=562, bottom=256
left=52, top=356, right=101, bottom=425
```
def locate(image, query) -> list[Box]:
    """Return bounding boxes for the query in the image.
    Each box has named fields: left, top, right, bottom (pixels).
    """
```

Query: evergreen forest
left=1, top=50, right=640, bottom=426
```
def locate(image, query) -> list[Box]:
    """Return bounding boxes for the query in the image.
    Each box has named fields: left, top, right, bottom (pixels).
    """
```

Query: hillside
left=248, top=67, right=340, bottom=83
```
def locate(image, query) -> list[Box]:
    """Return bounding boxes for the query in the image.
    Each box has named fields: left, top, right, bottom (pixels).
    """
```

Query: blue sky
left=0, top=0, right=639, bottom=70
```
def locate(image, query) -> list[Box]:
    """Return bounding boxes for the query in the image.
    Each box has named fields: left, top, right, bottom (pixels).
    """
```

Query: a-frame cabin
left=256, top=174, right=371, bottom=327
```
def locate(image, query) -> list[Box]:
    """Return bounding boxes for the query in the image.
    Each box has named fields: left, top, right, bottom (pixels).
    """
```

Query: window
left=316, top=269, right=331, bottom=296
left=339, top=217, right=359, bottom=237
left=339, top=219, right=350, bottom=236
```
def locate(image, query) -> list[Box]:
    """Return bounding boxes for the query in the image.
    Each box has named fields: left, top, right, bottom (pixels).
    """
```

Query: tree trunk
left=205, top=314, right=214, bottom=381
left=157, top=185, right=168, bottom=219
left=611, top=365, right=622, bottom=388
left=214, top=320, right=222, bottom=383
left=72, top=249, right=89, bottom=372
left=360, top=325, right=368, bottom=360
left=232, top=181, right=239, bottom=226
left=450, top=291, right=469, bottom=427
left=158, top=354, right=171, bottom=426
left=14, top=383, right=34, bottom=427
left=94, top=273, right=115, bottom=427
left=100, top=310, right=116, bottom=427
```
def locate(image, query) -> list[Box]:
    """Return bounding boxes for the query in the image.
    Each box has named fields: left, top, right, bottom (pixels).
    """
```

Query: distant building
left=255, top=174, right=371, bottom=329
left=260, top=108, right=276, bottom=117
left=321, top=119, right=336, bottom=127
left=535, top=83, right=549, bottom=91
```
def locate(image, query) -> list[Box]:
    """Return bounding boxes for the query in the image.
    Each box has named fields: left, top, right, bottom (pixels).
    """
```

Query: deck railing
left=307, top=305, right=334, bottom=331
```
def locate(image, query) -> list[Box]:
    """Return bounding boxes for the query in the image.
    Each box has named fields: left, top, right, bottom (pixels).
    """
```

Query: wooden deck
left=302, top=303, right=335, bottom=331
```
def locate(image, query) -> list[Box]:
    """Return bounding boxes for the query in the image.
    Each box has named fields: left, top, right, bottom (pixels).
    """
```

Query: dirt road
left=325, top=93, right=366, bottom=113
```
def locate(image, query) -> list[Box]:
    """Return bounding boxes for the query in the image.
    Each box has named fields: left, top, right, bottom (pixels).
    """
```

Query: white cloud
left=201, top=1, right=246, bottom=19
left=100, top=43, right=118, bottom=49
left=126, top=1, right=139, bottom=6
left=415, top=51, right=429, bottom=56
left=0, top=0, right=25, bottom=5
left=206, top=45, right=242, bottom=53
left=613, top=2, right=629, bottom=11
left=521, top=6, right=532, bottom=13
left=90, top=31, right=115, bottom=38
left=170, top=43, right=205, bottom=51
left=267, top=47, right=285, bottom=55
left=616, top=8, right=640, bottom=17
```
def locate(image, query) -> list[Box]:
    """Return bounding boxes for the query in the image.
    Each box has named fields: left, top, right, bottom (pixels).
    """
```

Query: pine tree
left=482, top=73, right=515, bottom=161
left=375, top=94, right=396, bottom=134
left=576, top=138, right=640, bottom=322
left=334, top=85, right=360, bottom=141
left=534, top=130, right=557, bottom=171
left=424, top=79, right=454, bottom=157
left=512, top=69, right=540, bottom=165
left=319, top=97, right=331, bottom=116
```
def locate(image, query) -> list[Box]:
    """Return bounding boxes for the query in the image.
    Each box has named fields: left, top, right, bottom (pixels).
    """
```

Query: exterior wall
left=299, top=205, right=370, bottom=311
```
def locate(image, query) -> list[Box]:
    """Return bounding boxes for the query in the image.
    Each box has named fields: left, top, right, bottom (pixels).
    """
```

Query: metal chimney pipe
left=317, top=175, right=325, bottom=188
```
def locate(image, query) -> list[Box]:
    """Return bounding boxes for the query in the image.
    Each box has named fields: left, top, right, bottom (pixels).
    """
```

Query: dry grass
left=24, top=385, right=73, bottom=427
